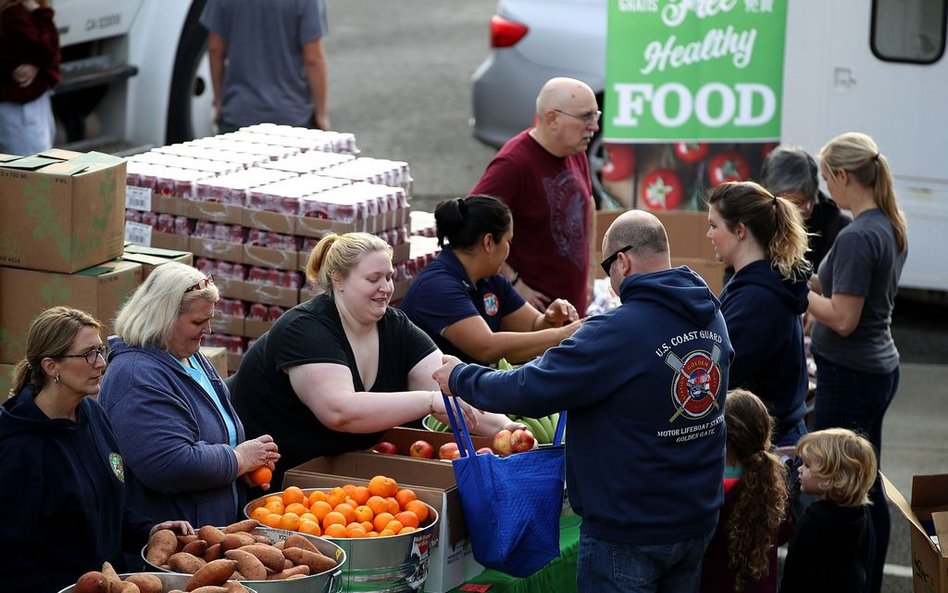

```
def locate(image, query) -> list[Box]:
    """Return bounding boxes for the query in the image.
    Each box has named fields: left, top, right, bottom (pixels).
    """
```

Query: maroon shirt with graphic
left=470, top=129, right=593, bottom=313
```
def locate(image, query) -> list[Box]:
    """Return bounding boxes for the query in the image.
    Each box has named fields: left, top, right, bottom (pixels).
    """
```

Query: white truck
left=50, top=0, right=213, bottom=154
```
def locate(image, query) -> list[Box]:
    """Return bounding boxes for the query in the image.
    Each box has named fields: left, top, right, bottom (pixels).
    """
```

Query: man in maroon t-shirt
left=470, top=77, right=597, bottom=314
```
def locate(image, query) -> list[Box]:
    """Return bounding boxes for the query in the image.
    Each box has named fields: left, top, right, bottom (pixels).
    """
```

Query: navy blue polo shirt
left=400, top=249, right=526, bottom=363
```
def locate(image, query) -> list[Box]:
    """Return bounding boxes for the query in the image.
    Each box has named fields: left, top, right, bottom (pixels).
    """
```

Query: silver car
left=471, top=0, right=612, bottom=204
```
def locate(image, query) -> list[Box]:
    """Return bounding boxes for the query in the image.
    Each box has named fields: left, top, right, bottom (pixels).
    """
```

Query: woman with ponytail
left=807, top=132, right=908, bottom=593
left=706, top=181, right=811, bottom=447
left=701, top=388, right=790, bottom=593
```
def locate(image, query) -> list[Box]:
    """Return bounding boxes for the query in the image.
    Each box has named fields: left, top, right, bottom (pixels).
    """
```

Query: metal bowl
left=143, top=527, right=345, bottom=593
left=57, top=572, right=259, bottom=593
left=245, top=489, right=439, bottom=593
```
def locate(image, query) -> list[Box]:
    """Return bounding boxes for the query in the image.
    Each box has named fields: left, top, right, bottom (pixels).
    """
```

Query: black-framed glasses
left=600, top=245, right=634, bottom=275
left=185, top=275, right=214, bottom=293
left=59, top=345, right=108, bottom=366
left=554, top=108, right=602, bottom=124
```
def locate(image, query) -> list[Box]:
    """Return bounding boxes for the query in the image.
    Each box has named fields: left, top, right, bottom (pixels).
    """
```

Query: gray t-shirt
left=200, top=0, right=328, bottom=128
left=811, top=208, right=906, bottom=372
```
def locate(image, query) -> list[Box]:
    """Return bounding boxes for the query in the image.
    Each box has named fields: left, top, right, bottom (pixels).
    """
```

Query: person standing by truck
left=0, top=0, right=59, bottom=155
left=200, top=0, right=330, bottom=132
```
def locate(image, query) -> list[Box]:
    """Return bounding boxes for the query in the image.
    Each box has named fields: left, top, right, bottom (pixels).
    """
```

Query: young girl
left=701, top=388, right=791, bottom=593
left=780, top=428, right=877, bottom=593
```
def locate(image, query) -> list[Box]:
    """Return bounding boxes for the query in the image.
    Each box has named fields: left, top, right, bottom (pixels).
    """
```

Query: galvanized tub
left=57, top=572, right=259, bottom=593
left=245, top=490, right=439, bottom=593
left=143, top=527, right=345, bottom=593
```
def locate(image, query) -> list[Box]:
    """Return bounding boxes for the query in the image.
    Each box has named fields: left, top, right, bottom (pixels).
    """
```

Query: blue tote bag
left=442, top=394, right=567, bottom=577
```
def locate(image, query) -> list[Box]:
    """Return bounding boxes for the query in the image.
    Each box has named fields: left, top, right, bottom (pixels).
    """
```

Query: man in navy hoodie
left=435, top=210, right=732, bottom=593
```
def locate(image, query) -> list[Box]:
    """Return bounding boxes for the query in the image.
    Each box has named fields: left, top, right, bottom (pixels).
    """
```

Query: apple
left=409, top=440, right=435, bottom=459
left=492, top=429, right=514, bottom=457
left=374, top=441, right=399, bottom=455
left=476, top=447, right=493, bottom=456
left=510, top=428, right=536, bottom=453
left=439, top=442, right=461, bottom=460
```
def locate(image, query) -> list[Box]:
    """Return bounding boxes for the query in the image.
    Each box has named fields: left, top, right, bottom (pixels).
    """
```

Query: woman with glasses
left=0, top=306, right=192, bottom=593
left=230, top=232, right=515, bottom=488
left=706, top=181, right=811, bottom=448
left=97, top=262, right=279, bottom=534
left=400, top=195, right=582, bottom=365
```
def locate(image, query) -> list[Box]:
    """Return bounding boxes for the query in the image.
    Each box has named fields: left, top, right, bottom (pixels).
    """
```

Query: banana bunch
left=507, top=413, right=562, bottom=445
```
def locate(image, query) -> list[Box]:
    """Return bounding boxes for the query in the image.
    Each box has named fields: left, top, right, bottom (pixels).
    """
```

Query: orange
left=279, top=512, right=302, bottom=532
left=395, top=510, right=420, bottom=529
left=384, top=497, right=400, bottom=515
left=405, top=500, right=429, bottom=523
left=308, top=490, right=329, bottom=506
left=249, top=466, right=272, bottom=487
left=366, top=496, right=388, bottom=516
left=354, top=505, right=374, bottom=523
left=351, top=486, right=371, bottom=505
left=262, top=513, right=283, bottom=528
left=379, top=529, right=396, bottom=537
left=327, top=487, right=347, bottom=507
left=373, top=512, right=395, bottom=533
left=282, top=486, right=306, bottom=507
left=322, top=511, right=347, bottom=531
left=342, top=484, right=358, bottom=498
left=323, top=523, right=348, bottom=538
left=395, top=488, right=417, bottom=509
left=348, top=527, right=368, bottom=538
left=398, top=526, right=417, bottom=535
left=299, top=520, right=321, bottom=536
left=250, top=506, right=271, bottom=522
left=368, top=475, right=398, bottom=498
left=384, top=519, right=404, bottom=533
left=285, top=502, right=309, bottom=516
left=310, top=500, right=333, bottom=522
left=366, top=531, right=379, bottom=538
left=264, top=500, right=285, bottom=515
left=334, top=503, right=356, bottom=523
left=360, top=520, right=374, bottom=532
left=299, top=512, right=318, bottom=524
left=265, top=494, right=283, bottom=504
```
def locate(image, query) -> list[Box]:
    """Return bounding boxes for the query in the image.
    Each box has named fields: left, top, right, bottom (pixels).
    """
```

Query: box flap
left=883, top=473, right=938, bottom=553
left=123, top=243, right=191, bottom=258
left=1, top=155, right=62, bottom=171
left=912, top=475, right=948, bottom=511
left=933, top=512, right=948, bottom=558
left=75, top=260, right=141, bottom=277
left=37, top=148, right=84, bottom=160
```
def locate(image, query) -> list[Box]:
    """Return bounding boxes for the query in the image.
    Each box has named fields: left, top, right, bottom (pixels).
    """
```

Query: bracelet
left=510, top=271, right=520, bottom=286
left=427, top=392, right=435, bottom=414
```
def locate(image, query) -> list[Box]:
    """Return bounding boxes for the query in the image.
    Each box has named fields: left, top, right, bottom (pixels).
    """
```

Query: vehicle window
left=871, top=0, right=946, bottom=64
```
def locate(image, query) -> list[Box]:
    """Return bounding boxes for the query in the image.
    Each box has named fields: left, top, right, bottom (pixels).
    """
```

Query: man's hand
left=543, top=298, right=579, bottom=326
left=433, top=355, right=464, bottom=395
left=12, top=64, right=38, bottom=88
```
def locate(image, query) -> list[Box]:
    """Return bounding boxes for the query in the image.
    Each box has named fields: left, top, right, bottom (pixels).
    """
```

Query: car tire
left=166, top=0, right=215, bottom=144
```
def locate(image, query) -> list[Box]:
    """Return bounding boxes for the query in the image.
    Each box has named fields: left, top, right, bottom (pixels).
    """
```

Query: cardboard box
left=216, top=276, right=299, bottom=308
left=210, top=314, right=244, bottom=337
left=226, top=352, right=243, bottom=375
left=0, top=150, right=127, bottom=273
left=189, top=236, right=244, bottom=263
left=285, top=448, right=484, bottom=593
left=242, top=208, right=295, bottom=235
left=0, top=260, right=143, bottom=364
left=376, top=426, right=492, bottom=457
left=243, top=244, right=298, bottom=271
left=121, top=243, right=193, bottom=279
left=243, top=318, right=274, bottom=339
left=0, top=363, right=15, bottom=400
left=595, top=208, right=714, bottom=261
left=147, top=230, right=191, bottom=252
left=189, top=200, right=243, bottom=226
left=884, top=473, right=948, bottom=593
left=200, top=346, right=228, bottom=378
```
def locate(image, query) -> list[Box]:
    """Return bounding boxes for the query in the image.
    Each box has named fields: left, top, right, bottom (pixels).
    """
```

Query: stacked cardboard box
left=883, top=473, right=948, bottom=593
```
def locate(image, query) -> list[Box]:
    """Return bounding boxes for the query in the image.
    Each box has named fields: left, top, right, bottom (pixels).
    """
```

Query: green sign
left=605, top=0, right=787, bottom=142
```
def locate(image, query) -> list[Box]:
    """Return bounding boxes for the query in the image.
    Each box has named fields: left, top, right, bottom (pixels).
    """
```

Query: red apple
left=476, top=447, right=493, bottom=456
left=510, top=428, right=536, bottom=453
left=492, top=429, right=513, bottom=457
left=409, top=440, right=435, bottom=459
left=439, top=442, right=461, bottom=460
left=374, top=441, right=399, bottom=455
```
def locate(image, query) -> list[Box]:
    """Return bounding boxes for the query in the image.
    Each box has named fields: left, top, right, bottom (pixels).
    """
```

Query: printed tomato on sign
left=708, top=152, right=751, bottom=186
left=640, top=169, right=683, bottom=210
left=673, top=142, right=709, bottom=164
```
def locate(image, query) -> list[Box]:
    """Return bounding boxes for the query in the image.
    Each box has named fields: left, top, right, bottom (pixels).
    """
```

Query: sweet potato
left=145, top=529, right=179, bottom=566
left=188, top=587, right=229, bottom=593
left=220, top=532, right=254, bottom=551
left=73, top=571, right=108, bottom=593
left=168, top=551, right=207, bottom=574
left=123, top=573, right=163, bottom=593
left=113, top=582, right=141, bottom=593
left=183, top=539, right=209, bottom=556
left=222, top=582, right=250, bottom=593
left=250, top=534, right=273, bottom=545
left=239, top=543, right=285, bottom=572
left=177, top=534, right=199, bottom=547
left=267, top=565, right=310, bottom=580
left=283, top=533, right=319, bottom=554
left=222, top=549, right=267, bottom=581
left=283, top=547, right=337, bottom=574
left=221, top=519, right=259, bottom=534
left=203, top=543, right=222, bottom=562
left=198, top=525, right=226, bottom=547
left=185, top=558, right=238, bottom=591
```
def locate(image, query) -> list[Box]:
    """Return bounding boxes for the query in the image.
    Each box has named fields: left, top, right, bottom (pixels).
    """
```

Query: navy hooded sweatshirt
left=449, top=266, right=733, bottom=544
left=0, top=386, right=151, bottom=593
left=719, top=259, right=809, bottom=444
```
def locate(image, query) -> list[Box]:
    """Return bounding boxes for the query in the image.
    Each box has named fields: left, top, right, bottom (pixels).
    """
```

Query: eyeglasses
left=600, top=245, right=634, bottom=275
left=185, top=275, right=214, bottom=293
left=554, top=108, right=602, bottom=124
left=59, top=345, right=108, bottom=366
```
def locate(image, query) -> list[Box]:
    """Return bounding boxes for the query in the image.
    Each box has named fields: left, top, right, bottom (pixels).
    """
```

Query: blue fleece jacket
left=449, top=266, right=733, bottom=545
left=0, top=387, right=152, bottom=593
left=720, top=259, right=809, bottom=445
left=97, top=337, right=246, bottom=529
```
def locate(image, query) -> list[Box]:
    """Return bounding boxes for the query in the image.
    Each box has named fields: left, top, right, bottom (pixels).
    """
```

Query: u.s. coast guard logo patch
left=483, top=293, right=499, bottom=316
left=667, top=344, right=723, bottom=423
left=109, top=452, right=125, bottom=482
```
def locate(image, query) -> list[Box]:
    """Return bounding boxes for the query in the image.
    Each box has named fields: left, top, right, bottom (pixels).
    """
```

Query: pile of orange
left=248, top=475, right=430, bottom=539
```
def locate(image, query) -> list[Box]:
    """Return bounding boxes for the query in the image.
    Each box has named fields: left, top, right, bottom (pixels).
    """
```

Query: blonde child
left=701, top=388, right=792, bottom=593
left=780, top=428, right=877, bottom=593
